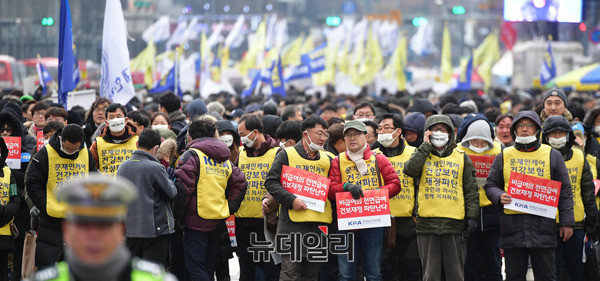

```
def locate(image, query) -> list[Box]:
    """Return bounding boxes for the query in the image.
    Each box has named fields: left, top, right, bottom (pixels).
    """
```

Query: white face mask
left=548, top=136, right=567, bottom=149
left=280, top=139, right=290, bottom=149
left=354, top=117, right=374, bottom=122
left=305, top=131, right=324, bottom=151
left=152, top=124, right=169, bottom=131
left=431, top=131, right=449, bottom=147
left=514, top=135, right=537, bottom=144
left=60, top=141, right=80, bottom=156
left=377, top=129, right=398, bottom=148
left=470, top=145, right=488, bottom=154
left=220, top=135, right=234, bottom=147
left=108, top=118, right=126, bottom=133
left=595, top=126, right=600, bottom=133
left=241, top=130, right=257, bottom=148
left=43, top=140, right=49, bottom=146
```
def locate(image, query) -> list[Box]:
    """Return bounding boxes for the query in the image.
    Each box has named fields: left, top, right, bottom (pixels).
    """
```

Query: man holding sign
left=485, top=110, right=574, bottom=281
left=265, top=115, right=333, bottom=280
left=328, top=120, right=401, bottom=281
left=403, top=114, right=479, bottom=281
left=541, top=115, right=597, bottom=281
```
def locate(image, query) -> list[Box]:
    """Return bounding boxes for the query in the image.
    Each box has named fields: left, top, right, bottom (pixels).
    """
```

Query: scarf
left=66, top=244, right=131, bottom=281
left=346, top=144, right=368, bottom=177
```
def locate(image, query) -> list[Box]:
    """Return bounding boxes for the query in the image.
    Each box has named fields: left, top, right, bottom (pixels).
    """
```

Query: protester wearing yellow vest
left=403, top=114, right=479, bottom=281
left=0, top=137, right=21, bottom=280
left=89, top=103, right=139, bottom=177
left=456, top=113, right=503, bottom=281
left=329, top=120, right=401, bottom=281
left=25, top=125, right=95, bottom=269
left=25, top=175, right=176, bottom=281
left=484, top=110, right=574, bottom=281
left=174, top=118, right=246, bottom=280
left=234, top=114, right=281, bottom=281
left=266, top=116, right=334, bottom=281
left=541, top=115, right=597, bottom=281
left=372, top=113, right=421, bottom=281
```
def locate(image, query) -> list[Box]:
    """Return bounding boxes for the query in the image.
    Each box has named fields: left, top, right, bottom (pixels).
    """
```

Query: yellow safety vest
left=458, top=142, right=502, bottom=207
left=417, top=148, right=466, bottom=220
left=189, top=148, right=232, bottom=220
left=95, top=135, right=138, bottom=177
left=285, top=147, right=332, bottom=223
left=562, top=150, right=585, bottom=222
left=236, top=147, right=278, bottom=218
left=339, top=152, right=382, bottom=190
left=387, top=146, right=416, bottom=217
left=502, top=144, right=552, bottom=215
left=0, top=166, right=12, bottom=236
left=46, top=144, right=89, bottom=218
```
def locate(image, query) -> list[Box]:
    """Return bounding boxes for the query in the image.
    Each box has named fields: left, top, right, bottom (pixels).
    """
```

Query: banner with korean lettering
left=281, top=165, right=329, bottom=213
left=504, top=172, right=561, bottom=219
left=225, top=215, right=237, bottom=247
left=336, top=189, right=391, bottom=231
left=36, top=131, right=44, bottom=152
left=468, top=155, right=495, bottom=187
left=4, top=137, right=21, bottom=169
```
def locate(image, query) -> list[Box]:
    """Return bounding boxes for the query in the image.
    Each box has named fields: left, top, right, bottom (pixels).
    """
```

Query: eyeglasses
left=312, top=131, right=330, bottom=139
left=94, top=106, right=107, bottom=113
left=34, top=112, right=46, bottom=118
left=377, top=126, right=396, bottom=133
left=344, top=132, right=365, bottom=139
left=0, top=127, right=12, bottom=133
left=355, top=114, right=374, bottom=119
left=517, top=123, right=536, bottom=130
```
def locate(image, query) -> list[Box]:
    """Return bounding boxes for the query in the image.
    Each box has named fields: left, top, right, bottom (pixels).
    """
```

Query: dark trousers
left=465, top=230, right=502, bottom=281
left=235, top=223, right=279, bottom=281
left=35, top=225, right=63, bottom=269
left=382, top=218, right=421, bottom=281
left=280, top=254, right=322, bottom=281
left=417, top=234, right=466, bottom=281
left=126, top=235, right=170, bottom=268
left=184, top=229, right=220, bottom=281
left=504, top=247, right=556, bottom=281
left=171, top=228, right=190, bottom=281
left=556, top=229, right=585, bottom=281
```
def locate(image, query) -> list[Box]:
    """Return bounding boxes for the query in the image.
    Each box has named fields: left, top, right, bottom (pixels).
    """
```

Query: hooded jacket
left=25, top=130, right=97, bottom=230
left=409, top=99, right=438, bottom=116
left=0, top=107, right=36, bottom=154
left=0, top=137, right=20, bottom=251
left=168, top=111, right=187, bottom=136
left=174, top=138, right=247, bottom=232
left=484, top=110, right=575, bottom=248
left=539, top=108, right=574, bottom=123
left=541, top=116, right=597, bottom=230
left=403, top=114, right=480, bottom=235
left=457, top=113, right=495, bottom=143
left=403, top=112, right=426, bottom=147
left=583, top=106, right=600, bottom=158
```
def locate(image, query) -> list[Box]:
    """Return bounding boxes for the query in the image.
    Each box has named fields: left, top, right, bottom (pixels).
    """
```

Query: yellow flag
left=239, top=20, right=266, bottom=75
left=357, top=28, right=383, bottom=86
left=130, top=38, right=156, bottom=88
left=396, top=36, right=407, bottom=91
left=221, top=46, right=229, bottom=74
left=300, top=34, right=314, bottom=56
left=473, top=32, right=500, bottom=89
left=441, top=25, right=452, bottom=84
left=282, top=35, right=304, bottom=66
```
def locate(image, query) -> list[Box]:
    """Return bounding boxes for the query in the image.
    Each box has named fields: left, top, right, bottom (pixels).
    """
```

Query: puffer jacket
left=174, top=137, right=247, bottom=232
left=328, top=145, right=402, bottom=200
left=0, top=137, right=20, bottom=251
left=403, top=114, right=480, bottom=235
left=0, top=107, right=36, bottom=154
left=484, top=110, right=574, bottom=249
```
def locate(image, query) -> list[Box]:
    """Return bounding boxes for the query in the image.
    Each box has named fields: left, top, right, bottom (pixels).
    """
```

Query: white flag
left=100, top=0, right=135, bottom=105
left=225, top=15, right=245, bottom=48
left=166, top=21, right=188, bottom=50
left=206, top=22, right=225, bottom=49
left=410, top=23, right=437, bottom=56
left=142, top=16, right=170, bottom=43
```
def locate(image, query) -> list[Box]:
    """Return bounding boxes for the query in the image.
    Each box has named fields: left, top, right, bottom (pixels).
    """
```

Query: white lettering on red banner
left=225, top=215, right=237, bottom=247
left=3, top=137, right=21, bottom=169
left=281, top=165, right=330, bottom=213
left=336, top=189, right=391, bottom=230
left=36, top=131, right=44, bottom=152
left=504, top=171, right=562, bottom=219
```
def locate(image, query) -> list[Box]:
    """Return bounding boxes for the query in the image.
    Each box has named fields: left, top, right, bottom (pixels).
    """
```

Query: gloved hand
left=462, top=218, right=478, bottom=242
left=585, top=216, right=596, bottom=239
left=345, top=183, right=364, bottom=200
left=29, top=206, right=40, bottom=217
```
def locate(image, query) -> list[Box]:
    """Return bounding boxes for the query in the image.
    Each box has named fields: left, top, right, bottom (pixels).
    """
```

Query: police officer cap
left=57, top=173, right=138, bottom=223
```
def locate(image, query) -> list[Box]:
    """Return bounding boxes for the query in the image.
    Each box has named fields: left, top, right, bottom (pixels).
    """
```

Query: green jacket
left=402, top=114, right=479, bottom=235
left=26, top=259, right=176, bottom=281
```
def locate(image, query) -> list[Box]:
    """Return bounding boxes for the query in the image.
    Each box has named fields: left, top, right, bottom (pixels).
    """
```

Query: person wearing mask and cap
left=456, top=113, right=503, bottom=281
left=89, top=103, right=139, bottom=178
left=235, top=114, right=281, bottom=281
left=329, top=120, right=401, bottom=281
left=540, top=88, right=573, bottom=122
left=402, top=114, right=479, bottom=281
left=484, top=110, right=574, bottom=281
left=0, top=137, right=21, bottom=280
left=216, top=120, right=241, bottom=163
left=264, top=115, right=334, bottom=280
left=25, top=174, right=176, bottom=281
left=403, top=112, right=426, bottom=148
left=374, top=114, right=421, bottom=281
left=541, top=115, right=597, bottom=281
left=25, top=124, right=96, bottom=270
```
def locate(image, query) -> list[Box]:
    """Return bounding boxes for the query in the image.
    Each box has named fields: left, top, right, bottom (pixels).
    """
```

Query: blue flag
left=540, top=41, right=556, bottom=86
left=58, top=0, right=76, bottom=108
left=301, top=43, right=327, bottom=74
left=241, top=71, right=261, bottom=98
left=285, top=64, right=312, bottom=82
left=455, top=55, right=473, bottom=91
left=36, top=62, right=54, bottom=95
left=149, top=65, right=181, bottom=95
left=270, top=56, right=285, bottom=97
left=73, top=48, right=80, bottom=86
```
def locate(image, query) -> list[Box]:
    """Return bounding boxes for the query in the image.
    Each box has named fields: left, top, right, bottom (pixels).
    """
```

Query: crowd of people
left=0, top=86, right=599, bottom=281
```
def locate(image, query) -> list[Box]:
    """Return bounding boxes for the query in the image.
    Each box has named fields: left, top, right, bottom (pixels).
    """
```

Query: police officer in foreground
left=26, top=174, right=176, bottom=281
